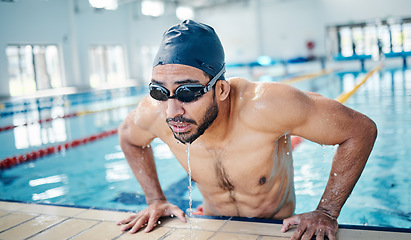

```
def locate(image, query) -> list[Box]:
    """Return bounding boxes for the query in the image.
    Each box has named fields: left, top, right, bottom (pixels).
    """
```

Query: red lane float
left=0, top=113, right=79, bottom=133
left=291, top=136, right=304, bottom=150
left=0, top=128, right=118, bottom=170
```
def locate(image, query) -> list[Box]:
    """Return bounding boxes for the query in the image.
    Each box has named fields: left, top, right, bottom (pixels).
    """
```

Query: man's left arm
left=280, top=91, right=377, bottom=240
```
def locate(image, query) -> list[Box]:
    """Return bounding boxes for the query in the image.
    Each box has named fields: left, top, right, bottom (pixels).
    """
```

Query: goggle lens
left=149, top=84, right=205, bottom=103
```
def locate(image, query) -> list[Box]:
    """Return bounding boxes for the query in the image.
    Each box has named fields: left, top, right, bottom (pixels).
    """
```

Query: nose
left=166, top=99, right=185, bottom=118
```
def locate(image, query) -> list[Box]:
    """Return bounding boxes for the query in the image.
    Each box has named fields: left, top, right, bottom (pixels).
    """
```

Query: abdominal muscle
left=171, top=134, right=296, bottom=220
left=197, top=167, right=295, bottom=220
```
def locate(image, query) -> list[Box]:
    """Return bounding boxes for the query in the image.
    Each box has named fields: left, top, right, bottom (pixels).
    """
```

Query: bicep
left=290, top=93, right=368, bottom=145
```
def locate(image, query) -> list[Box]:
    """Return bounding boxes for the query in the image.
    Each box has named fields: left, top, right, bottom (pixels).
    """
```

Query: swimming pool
left=0, top=67, right=410, bottom=229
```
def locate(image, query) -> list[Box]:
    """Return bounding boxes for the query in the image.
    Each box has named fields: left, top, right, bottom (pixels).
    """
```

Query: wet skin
left=117, top=64, right=377, bottom=240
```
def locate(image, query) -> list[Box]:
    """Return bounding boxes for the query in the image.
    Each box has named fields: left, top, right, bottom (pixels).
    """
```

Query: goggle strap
left=205, top=64, right=226, bottom=92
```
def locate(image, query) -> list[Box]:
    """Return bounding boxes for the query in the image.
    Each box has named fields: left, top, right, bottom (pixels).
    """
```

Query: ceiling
left=172, top=0, right=249, bottom=10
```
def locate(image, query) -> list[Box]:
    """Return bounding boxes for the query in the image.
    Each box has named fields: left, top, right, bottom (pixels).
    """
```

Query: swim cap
left=153, top=19, right=225, bottom=80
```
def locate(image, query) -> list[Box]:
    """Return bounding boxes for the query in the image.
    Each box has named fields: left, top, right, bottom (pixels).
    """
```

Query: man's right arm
left=116, top=106, right=186, bottom=233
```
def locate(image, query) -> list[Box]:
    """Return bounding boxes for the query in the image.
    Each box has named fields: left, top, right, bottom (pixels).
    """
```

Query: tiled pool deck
left=0, top=201, right=409, bottom=239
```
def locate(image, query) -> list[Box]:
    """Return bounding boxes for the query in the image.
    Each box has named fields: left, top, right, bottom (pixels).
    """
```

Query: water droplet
left=286, top=152, right=290, bottom=155
left=333, top=173, right=337, bottom=176
left=139, top=169, right=143, bottom=174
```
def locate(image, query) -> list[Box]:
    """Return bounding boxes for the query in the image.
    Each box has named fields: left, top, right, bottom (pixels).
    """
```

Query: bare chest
left=165, top=134, right=292, bottom=193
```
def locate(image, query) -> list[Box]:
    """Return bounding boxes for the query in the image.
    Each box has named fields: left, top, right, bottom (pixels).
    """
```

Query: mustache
left=166, top=115, right=196, bottom=125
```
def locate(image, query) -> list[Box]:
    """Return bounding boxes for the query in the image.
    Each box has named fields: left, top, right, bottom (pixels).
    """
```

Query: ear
left=217, top=80, right=230, bottom=101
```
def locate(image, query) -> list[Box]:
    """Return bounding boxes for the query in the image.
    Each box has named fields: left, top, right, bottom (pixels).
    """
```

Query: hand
left=281, top=209, right=338, bottom=240
left=116, top=200, right=186, bottom=233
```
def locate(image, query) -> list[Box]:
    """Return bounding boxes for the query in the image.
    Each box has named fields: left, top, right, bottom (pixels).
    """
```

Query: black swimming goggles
left=149, top=65, right=225, bottom=103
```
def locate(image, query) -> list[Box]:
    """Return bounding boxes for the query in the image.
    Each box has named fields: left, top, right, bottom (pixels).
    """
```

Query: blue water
left=0, top=68, right=410, bottom=229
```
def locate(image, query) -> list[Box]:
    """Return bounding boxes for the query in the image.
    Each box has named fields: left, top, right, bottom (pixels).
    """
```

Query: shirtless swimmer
left=117, top=20, right=377, bottom=240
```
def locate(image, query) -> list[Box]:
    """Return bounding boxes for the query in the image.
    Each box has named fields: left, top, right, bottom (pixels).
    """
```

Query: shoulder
left=228, top=78, right=312, bottom=133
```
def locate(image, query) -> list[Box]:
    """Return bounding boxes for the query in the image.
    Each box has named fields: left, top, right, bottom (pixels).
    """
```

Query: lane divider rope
left=281, top=70, right=331, bottom=85
left=0, top=86, right=142, bottom=115
left=0, top=102, right=138, bottom=133
left=335, top=64, right=383, bottom=104
left=290, top=63, right=383, bottom=149
left=0, top=129, right=118, bottom=170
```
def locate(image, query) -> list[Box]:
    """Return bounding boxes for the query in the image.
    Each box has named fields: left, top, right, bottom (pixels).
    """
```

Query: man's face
left=151, top=64, right=219, bottom=144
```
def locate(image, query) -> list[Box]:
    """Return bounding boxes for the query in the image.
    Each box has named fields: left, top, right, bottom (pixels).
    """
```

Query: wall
left=0, top=0, right=72, bottom=97
left=1, top=0, right=411, bottom=98
left=197, top=0, right=411, bottom=62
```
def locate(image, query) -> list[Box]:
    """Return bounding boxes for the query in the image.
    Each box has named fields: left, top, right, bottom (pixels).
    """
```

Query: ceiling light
left=89, top=0, right=118, bottom=10
left=141, top=0, right=164, bottom=17
left=176, top=6, right=194, bottom=21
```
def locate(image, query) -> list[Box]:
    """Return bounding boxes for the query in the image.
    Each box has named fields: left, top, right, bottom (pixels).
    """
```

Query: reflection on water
left=32, top=186, right=68, bottom=201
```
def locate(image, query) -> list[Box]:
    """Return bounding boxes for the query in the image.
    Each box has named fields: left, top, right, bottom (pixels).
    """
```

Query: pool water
left=0, top=68, right=410, bottom=229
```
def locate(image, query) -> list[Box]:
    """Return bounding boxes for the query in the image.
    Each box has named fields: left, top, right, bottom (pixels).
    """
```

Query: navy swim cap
left=153, top=19, right=225, bottom=80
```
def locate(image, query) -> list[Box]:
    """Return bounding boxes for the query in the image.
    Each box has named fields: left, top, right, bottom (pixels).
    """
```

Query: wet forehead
left=152, top=64, right=208, bottom=86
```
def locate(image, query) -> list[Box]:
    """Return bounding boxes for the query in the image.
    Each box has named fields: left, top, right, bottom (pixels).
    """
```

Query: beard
left=167, top=97, right=219, bottom=144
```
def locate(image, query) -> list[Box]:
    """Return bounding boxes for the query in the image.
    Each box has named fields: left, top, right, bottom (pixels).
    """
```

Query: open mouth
left=169, top=122, right=192, bottom=133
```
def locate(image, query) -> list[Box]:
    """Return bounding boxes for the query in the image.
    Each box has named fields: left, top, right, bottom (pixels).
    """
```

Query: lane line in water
left=335, top=63, right=383, bottom=104
left=0, top=102, right=138, bottom=133
left=280, top=70, right=332, bottom=84
left=0, top=128, right=118, bottom=170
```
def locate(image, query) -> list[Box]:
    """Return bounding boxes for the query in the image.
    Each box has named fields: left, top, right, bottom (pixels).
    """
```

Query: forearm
left=122, top=142, right=166, bottom=204
left=317, top=124, right=377, bottom=218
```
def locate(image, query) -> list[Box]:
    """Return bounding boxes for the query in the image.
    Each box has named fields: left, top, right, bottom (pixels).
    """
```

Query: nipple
left=259, top=176, right=267, bottom=185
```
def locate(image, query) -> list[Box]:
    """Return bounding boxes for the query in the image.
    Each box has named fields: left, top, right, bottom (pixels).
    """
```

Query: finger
left=120, top=215, right=140, bottom=231
left=144, top=211, right=161, bottom=233
left=301, top=228, right=316, bottom=240
left=116, top=214, right=137, bottom=225
left=290, top=224, right=306, bottom=240
left=281, top=215, right=300, bottom=232
left=121, top=217, right=138, bottom=232
left=326, top=229, right=337, bottom=240
left=316, top=229, right=325, bottom=240
left=129, top=215, right=148, bottom=234
left=172, top=208, right=186, bottom=222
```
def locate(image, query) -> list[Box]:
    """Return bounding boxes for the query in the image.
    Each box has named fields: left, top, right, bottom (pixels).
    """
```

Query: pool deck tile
left=162, top=217, right=227, bottom=231
left=75, top=208, right=131, bottom=222
left=70, top=221, right=123, bottom=240
left=117, top=226, right=172, bottom=240
left=0, top=201, right=28, bottom=211
left=29, top=218, right=99, bottom=240
left=0, top=215, right=66, bottom=240
left=210, top=232, right=260, bottom=240
left=0, top=201, right=410, bottom=240
left=0, top=212, right=39, bottom=232
left=18, top=203, right=86, bottom=217
left=163, top=228, right=215, bottom=239
left=220, top=219, right=293, bottom=238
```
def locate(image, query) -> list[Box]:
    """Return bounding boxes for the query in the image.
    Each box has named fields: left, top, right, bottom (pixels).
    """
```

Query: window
left=141, top=45, right=158, bottom=85
left=339, top=27, right=353, bottom=57
left=6, top=44, right=62, bottom=96
left=390, top=24, right=403, bottom=53
left=89, top=45, right=127, bottom=88
left=363, top=26, right=377, bottom=55
left=352, top=27, right=365, bottom=55
left=377, top=25, right=391, bottom=54
left=330, top=18, right=411, bottom=58
left=404, top=23, right=411, bottom=52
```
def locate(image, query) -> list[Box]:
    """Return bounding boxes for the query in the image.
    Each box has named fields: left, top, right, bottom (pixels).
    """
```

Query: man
left=117, top=20, right=377, bottom=240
